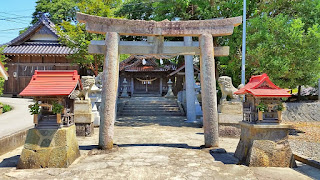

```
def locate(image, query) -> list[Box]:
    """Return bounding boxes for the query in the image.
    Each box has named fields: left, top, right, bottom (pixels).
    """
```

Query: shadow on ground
left=79, top=145, right=99, bottom=151
left=116, top=116, right=202, bottom=128
left=210, top=152, right=239, bottom=165
left=0, top=155, right=19, bottom=168
left=293, top=163, right=320, bottom=180
left=118, top=143, right=201, bottom=150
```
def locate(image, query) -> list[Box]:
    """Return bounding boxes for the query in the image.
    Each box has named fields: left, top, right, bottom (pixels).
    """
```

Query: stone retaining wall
left=0, top=129, right=29, bottom=156
left=283, top=102, right=320, bottom=122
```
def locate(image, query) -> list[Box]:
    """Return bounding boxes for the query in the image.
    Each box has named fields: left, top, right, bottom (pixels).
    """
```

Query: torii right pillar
left=200, top=34, right=219, bottom=147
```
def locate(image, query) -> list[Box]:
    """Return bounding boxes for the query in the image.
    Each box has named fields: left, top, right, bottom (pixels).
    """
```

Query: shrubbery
left=0, top=103, right=12, bottom=113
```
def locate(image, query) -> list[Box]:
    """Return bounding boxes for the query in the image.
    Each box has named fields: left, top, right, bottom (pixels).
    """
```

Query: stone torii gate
left=77, top=13, right=242, bottom=149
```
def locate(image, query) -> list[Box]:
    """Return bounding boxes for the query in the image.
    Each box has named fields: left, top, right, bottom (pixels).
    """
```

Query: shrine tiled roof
left=3, top=42, right=73, bottom=55
left=234, top=73, right=291, bottom=97
left=19, top=70, right=81, bottom=97
left=6, top=15, right=59, bottom=46
left=3, top=14, right=74, bottom=56
left=120, top=55, right=176, bottom=72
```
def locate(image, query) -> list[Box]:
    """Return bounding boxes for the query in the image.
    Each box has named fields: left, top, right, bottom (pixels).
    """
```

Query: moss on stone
left=17, top=125, right=80, bottom=169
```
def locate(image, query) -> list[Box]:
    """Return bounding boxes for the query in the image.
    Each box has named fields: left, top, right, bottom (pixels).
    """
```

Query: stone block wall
left=283, top=102, right=320, bottom=122
left=17, top=125, right=80, bottom=169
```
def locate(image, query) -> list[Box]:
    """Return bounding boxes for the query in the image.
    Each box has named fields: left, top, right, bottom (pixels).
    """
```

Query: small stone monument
left=194, top=83, right=203, bottom=119
left=234, top=73, right=295, bottom=167
left=89, top=83, right=101, bottom=127
left=18, top=70, right=80, bottom=169
left=120, top=78, right=129, bottom=97
left=177, top=83, right=203, bottom=120
left=73, top=76, right=95, bottom=136
left=165, top=79, right=175, bottom=98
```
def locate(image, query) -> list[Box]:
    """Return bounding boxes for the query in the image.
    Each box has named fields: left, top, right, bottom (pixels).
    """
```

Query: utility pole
left=241, top=0, right=246, bottom=85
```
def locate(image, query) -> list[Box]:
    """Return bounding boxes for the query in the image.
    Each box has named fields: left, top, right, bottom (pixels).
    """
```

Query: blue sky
left=0, top=0, right=36, bottom=45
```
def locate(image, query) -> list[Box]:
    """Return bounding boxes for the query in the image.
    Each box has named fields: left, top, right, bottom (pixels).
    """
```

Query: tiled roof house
left=2, top=15, right=80, bottom=96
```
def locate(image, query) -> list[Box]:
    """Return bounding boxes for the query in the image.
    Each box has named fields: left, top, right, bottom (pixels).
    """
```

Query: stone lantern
left=165, top=79, right=175, bottom=98
left=89, top=83, right=102, bottom=127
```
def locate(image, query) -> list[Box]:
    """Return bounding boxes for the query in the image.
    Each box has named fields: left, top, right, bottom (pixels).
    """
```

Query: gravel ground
left=284, top=121, right=320, bottom=162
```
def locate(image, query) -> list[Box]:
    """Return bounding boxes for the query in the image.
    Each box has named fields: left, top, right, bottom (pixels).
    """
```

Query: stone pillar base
left=17, top=125, right=80, bottom=169
left=235, top=122, right=296, bottom=167
left=74, top=99, right=94, bottom=136
left=218, top=101, right=242, bottom=114
left=75, top=122, right=94, bottom=136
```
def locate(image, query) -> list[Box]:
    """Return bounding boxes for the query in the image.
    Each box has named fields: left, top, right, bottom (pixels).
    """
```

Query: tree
left=246, top=14, right=320, bottom=90
left=33, top=0, right=123, bottom=76
left=117, top=0, right=320, bottom=92
left=0, top=46, right=7, bottom=95
left=32, top=0, right=78, bottom=24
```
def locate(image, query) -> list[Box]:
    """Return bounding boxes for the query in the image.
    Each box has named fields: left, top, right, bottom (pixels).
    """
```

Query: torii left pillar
left=200, top=34, right=219, bottom=147
left=99, top=32, right=120, bottom=149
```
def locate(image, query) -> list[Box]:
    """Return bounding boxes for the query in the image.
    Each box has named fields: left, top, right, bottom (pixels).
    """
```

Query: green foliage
left=33, top=0, right=122, bottom=76
left=257, top=102, right=268, bottom=112
left=29, top=103, right=40, bottom=115
left=57, top=21, right=104, bottom=76
left=32, top=0, right=320, bottom=88
left=52, top=102, right=64, bottom=114
left=246, top=14, right=320, bottom=88
left=0, top=46, right=7, bottom=96
left=3, top=104, right=12, bottom=113
left=275, top=102, right=284, bottom=111
left=32, top=0, right=78, bottom=24
left=118, top=0, right=320, bottom=89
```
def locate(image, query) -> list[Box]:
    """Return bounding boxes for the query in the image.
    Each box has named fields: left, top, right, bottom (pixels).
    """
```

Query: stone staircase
left=119, top=97, right=184, bottom=116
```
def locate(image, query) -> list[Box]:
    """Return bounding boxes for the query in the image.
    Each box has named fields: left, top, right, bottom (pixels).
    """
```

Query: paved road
left=0, top=116, right=318, bottom=179
left=0, top=97, right=33, bottom=138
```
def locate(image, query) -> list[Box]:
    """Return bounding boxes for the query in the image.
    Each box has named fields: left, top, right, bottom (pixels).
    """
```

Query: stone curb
left=0, top=127, right=31, bottom=156
left=294, top=154, right=320, bottom=170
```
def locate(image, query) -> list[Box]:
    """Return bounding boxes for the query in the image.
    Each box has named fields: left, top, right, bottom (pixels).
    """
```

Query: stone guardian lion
left=218, top=76, right=243, bottom=103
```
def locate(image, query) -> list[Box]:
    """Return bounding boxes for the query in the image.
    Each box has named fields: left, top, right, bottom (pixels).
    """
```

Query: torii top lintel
left=76, top=13, right=242, bottom=37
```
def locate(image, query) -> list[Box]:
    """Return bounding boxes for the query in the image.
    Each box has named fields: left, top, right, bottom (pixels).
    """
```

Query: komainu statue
left=70, top=76, right=95, bottom=100
left=218, top=76, right=243, bottom=102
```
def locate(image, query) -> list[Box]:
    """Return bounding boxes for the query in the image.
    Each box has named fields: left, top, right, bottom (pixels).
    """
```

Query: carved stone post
left=99, top=32, right=119, bottom=149
left=199, top=34, right=219, bottom=148
left=184, top=36, right=197, bottom=122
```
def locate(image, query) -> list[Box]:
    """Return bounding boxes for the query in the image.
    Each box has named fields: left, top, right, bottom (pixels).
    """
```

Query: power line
left=0, top=16, right=32, bottom=21
left=0, top=8, right=34, bottom=13
left=0, top=27, right=26, bottom=32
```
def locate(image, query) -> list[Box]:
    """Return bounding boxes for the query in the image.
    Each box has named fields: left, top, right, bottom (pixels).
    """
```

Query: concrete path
left=0, top=116, right=319, bottom=179
left=0, top=97, right=33, bottom=138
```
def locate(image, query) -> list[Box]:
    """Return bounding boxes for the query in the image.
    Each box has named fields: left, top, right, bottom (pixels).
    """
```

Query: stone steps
left=123, top=107, right=180, bottom=111
left=119, top=97, right=184, bottom=117
left=121, top=112, right=183, bottom=116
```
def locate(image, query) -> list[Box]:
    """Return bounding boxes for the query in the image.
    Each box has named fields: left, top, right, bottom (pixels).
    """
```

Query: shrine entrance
left=134, top=76, right=159, bottom=94
left=77, top=12, right=242, bottom=149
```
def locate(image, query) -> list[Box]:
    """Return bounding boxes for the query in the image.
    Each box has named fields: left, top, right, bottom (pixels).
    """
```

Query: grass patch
left=0, top=103, right=12, bottom=113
